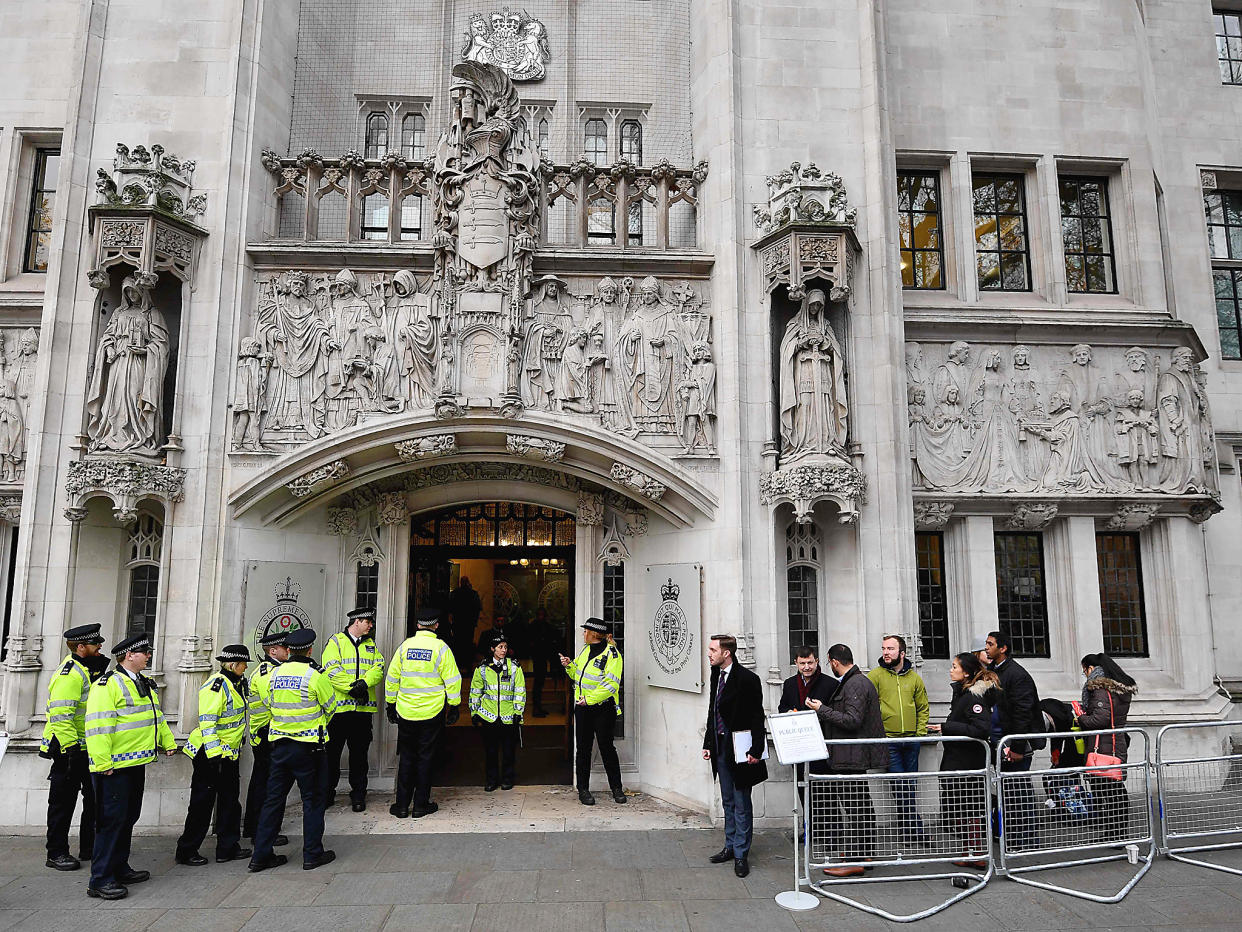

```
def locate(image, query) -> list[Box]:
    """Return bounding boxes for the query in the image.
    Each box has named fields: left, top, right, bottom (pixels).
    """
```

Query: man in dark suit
left=702, top=634, right=768, bottom=878
left=985, top=629, right=1043, bottom=849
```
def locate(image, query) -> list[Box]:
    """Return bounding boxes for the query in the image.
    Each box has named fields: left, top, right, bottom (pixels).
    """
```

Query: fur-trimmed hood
left=1086, top=675, right=1138, bottom=697
left=965, top=671, right=1000, bottom=696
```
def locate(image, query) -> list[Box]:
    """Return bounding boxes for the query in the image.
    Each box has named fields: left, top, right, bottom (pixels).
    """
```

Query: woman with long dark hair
left=928, top=651, right=1000, bottom=867
left=1076, top=653, right=1138, bottom=840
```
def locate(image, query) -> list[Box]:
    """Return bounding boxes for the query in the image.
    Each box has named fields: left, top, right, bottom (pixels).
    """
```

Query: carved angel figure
left=85, top=274, right=170, bottom=456
left=777, top=288, right=848, bottom=459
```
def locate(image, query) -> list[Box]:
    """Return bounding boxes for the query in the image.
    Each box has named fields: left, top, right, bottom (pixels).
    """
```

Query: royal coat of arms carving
left=461, top=9, right=551, bottom=82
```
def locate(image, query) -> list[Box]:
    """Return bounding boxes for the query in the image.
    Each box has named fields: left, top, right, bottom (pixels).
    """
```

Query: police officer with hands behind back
left=243, top=630, right=290, bottom=847
left=175, top=644, right=253, bottom=866
left=321, top=607, right=385, bottom=812
left=470, top=633, right=525, bottom=791
left=385, top=608, right=462, bottom=819
left=560, top=618, right=625, bottom=806
left=41, top=623, right=108, bottom=872
left=249, top=627, right=337, bottom=873
left=85, top=634, right=178, bottom=900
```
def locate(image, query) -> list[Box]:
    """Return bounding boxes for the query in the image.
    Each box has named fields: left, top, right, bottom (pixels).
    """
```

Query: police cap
left=581, top=617, right=608, bottom=634
left=489, top=633, right=508, bottom=647
left=216, top=644, right=252, bottom=663
left=64, top=623, right=104, bottom=645
left=415, top=608, right=441, bottom=627
left=347, top=607, right=377, bottom=621
left=259, top=629, right=288, bottom=647
left=285, top=628, right=316, bottom=649
left=112, top=634, right=153, bottom=656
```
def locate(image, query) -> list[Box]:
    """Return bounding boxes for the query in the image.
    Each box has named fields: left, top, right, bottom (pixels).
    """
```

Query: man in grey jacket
left=807, top=644, right=885, bottom=877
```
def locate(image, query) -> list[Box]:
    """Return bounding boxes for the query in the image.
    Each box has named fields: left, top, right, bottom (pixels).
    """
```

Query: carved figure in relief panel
left=232, top=336, right=270, bottom=450
left=13, top=328, right=38, bottom=429
left=1193, top=366, right=1219, bottom=493
left=0, top=380, right=22, bottom=481
left=1113, top=347, right=1155, bottom=409
left=521, top=275, right=572, bottom=410
left=85, top=274, right=170, bottom=456
left=677, top=341, right=717, bottom=455
left=587, top=277, right=632, bottom=432
left=907, top=385, right=930, bottom=486
left=932, top=341, right=974, bottom=412
left=258, top=271, right=336, bottom=439
left=615, top=276, right=682, bottom=435
left=326, top=269, right=383, bottom=428
left=557, top=327, right=594, bottom=413
left=1056, top=344, right=1121, bottom=490
left=905, top=343, right=927, bottom=393
left=956, top=350, right=1033, bottom=493
left=778, top=288, right=848, bottom=459
left=1114, top=388, right=1159, bottom=485
left=1156, top=347, right=1208, bottom=492
left=1021, top=389, right=1092, bottom=492
left=1004, top=345, right=1048, bottom=481
left=391, top=270, right=439, bottom=409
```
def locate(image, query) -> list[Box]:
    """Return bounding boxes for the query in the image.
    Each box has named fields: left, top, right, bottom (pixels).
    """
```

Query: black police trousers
left=252, top=739, right=327, bottom=865
left=324, top=710, right=373, bottom=803
left=176, top=750, right=241, bottom=859
left=45, top=741, right=95, bottom=858
left=242, top=735, right=271, bottom=839
left=481, top=721, right=519, bottom=787
left=90, top=766, right=145, bottom=889
left=574, top=700, right=622, bottom=792
left=395, top=710, right=444, bottom=810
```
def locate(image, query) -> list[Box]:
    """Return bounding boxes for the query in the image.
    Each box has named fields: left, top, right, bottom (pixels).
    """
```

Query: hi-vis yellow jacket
left=85, top=670, right=177, bottom=773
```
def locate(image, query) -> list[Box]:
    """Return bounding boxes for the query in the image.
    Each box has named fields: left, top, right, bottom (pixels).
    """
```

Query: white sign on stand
left=768, top=710, right=825, bottom=912
left=768, top=710, right=829, bottom=766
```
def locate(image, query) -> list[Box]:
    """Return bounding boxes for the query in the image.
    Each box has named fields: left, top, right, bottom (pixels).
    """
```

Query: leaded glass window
left=1217, top=11, right=1242, bottom=85
left=915, top=532, right=949, bottom=660
left=994, top=532, right=1049, bottom=657
left=898, top=171, right=944, bottom=290
left=1060, top=176, right=1117, bottom=294
left=1096, top=533, right=1148, bottom=657
left=401, top=113, right=426, bottom=160
left=973, top=172, right=1031, bottom=291
left=584, top=119, right=608, bottom=166
left=23, top=148, right=59, bottom=273
left=364, top=112, right=388, bottom=160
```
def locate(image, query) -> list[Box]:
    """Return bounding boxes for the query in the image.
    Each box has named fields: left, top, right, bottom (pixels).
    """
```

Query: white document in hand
left=732, top=730, right=770, bottom=764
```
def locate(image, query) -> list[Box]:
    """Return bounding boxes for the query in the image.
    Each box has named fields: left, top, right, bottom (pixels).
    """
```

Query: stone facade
left=0, top=0, right=1238, bottom=827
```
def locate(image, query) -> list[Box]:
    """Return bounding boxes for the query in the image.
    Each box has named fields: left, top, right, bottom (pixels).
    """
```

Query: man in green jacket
left=321, top=607, right=385, bottom=811
left=866, top=634, right=929, bottom=845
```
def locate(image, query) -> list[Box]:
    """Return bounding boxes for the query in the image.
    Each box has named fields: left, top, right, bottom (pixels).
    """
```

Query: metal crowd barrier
left=994, top=728, right=1154, bottom=902
left=1156, top=720, right=1242, bottom=876
left=803, top=735, right=994, bottom=923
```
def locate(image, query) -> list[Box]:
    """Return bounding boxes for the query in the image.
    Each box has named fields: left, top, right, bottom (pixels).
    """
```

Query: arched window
left=620, top=120, right=643, bottom=165
left=125, top=511, right=164, bottom=643
left=364, top=112, right=389, bottom=160
left=401, top=113, right=426, bottom=160
left=537, top=118, right=550, bottom=157
left=584, top=118, right=608, bottom=166
left=785, top=522, right=821, bottom=662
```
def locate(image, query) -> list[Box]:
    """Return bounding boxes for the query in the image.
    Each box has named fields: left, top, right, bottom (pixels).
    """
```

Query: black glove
left=445, top=704, right=461, bottom=726
left=348, top=680, right=369, bottom=701
left=385, top=704, right=398, bottom=724
left=471, top=714, right=483, bottom=727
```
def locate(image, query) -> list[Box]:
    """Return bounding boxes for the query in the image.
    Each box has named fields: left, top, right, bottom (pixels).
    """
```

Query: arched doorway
left=409, top=501, right=576, bottom=785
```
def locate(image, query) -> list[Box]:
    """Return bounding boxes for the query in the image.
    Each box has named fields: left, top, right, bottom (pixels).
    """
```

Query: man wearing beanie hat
left=175, top=645, right=253, bottom=866
left=250, top=627, right=337, bottom=873
left=41, top=623, right=107, bottom=871
left=320, top=607, right=385, bottom=812
left=559, top=618, right=625, bottom=806
left=85, top=634, right=177, bottom=900
left=243, top=630, right=291, bottom=847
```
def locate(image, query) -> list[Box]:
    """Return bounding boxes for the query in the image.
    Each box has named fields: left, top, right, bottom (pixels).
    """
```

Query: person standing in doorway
left=470, top=633, right=525, bottom=790
left=175, top=645, right=252, bottom=866
left=703, top=634, right=767, bottom=878
left=985, top=630, right=1044, bottom=851
left=321, top=607, right=385, bottom=812
left=41, top=623, right=106, bottom=872
left=527, top=607, right=559, bottom=717
left=560, top=618, right=625, bottom=806
left=866, top=634, right=930, bottom=846
left=249, top=628, right=337, bottom=873
left=385, top=609, right=462, bottom=818
left=243, top=630, right=289, bottom=849
left=448, top=576, right=482, bottom=667
left=85, top=635, right=178, bottom=900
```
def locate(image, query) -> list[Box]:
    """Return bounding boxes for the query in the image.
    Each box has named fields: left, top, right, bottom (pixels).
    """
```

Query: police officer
left=321, top=607, right=385, bottom=812
left=249, top=628, right=337, bottom=873
left=469, top=633, right=525, bottom=791
left=175, top=645, right=253, bottom=866
left=41, top=623, right=106, bottom=871
left=385, top=609, right=462, bottom=818
left=560, top=618, right=625, bottom=806
left=85, top=634, right=178, bottom=900
left=243, top=630, right=290, bottom=847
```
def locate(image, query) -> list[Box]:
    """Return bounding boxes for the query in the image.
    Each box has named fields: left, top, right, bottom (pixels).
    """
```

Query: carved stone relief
left=507, top=434, right=565, bottom=463
left=1105, top=503, right=1161, bottom=531
left=610, top=463, right=666, bottom=501
left=575, top=491, right=604, bottom=526
left=63, top=459, right=187, bottom=524
left=85, top=273, right=170, bottom=457
left=0, top=327, right=40, bottom=484
left=375, top=491, right=410, bottom=526
left=1007, top=503, right=1059, bottom=530
left=913, top=501, right=954, bottom=530
left=395, top=434, right=457, bottom=461
left=287, top=459, right=350, bottom=498
left=0, top=494, right=21, bottom=523
left=907, top=341, right=1220, bottom=498
left=326, top=507, right=359, bottom=536
left=460, top=8, right=550, bottom=82
left=759, top=461, right=867, bottom=525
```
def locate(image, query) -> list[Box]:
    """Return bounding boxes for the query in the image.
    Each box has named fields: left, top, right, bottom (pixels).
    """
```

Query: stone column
left=947, top=515, right=999, bottom=643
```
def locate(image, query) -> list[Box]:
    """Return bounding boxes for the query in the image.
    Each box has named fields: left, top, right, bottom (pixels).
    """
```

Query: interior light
left=541, top=558, right=549, bottom=566
left=509, top=560, right=518, bottom=566
left=520, top=558, right=529, bottom=566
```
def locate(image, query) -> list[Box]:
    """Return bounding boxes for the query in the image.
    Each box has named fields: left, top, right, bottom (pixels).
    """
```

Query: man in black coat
left=985, top=630, right=1043, bottom=850
left=807, top=644, right=885, bottom=876
left=778, top=645, right=838, bottom=776
left=702, top=634, right=767, bottom=878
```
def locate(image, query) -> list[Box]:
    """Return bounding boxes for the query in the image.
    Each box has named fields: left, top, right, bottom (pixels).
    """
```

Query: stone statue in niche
left=257, top=270, right=335, bottom=439
left=615, top=276, right=682, bottom=436
left=391, top=270, right=439, bottom=409
left=231, top=336, right=270, bottom=451
left=778, top=288, right=848, bottom=459
left=13, top=327, right=39, bottom=429
left=677, top=341, right=717, bottom=455
left=0, top=380, right=22, bottom=482
left=521, top=275, right=572, bottom=410
left=85, top=274, right=170, bottom=456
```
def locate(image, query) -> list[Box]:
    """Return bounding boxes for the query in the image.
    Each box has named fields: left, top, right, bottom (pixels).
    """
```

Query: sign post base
left=775, top=890, right=820, bottom=912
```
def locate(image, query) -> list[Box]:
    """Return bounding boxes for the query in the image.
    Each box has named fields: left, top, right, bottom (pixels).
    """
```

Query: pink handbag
left=1084, top=692, right=1124, bottom=781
